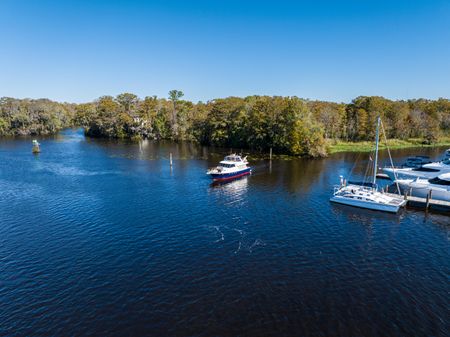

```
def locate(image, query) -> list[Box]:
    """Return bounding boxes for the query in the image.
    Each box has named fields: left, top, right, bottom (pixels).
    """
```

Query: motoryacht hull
left=330, top=195, right=405, bottom=213
left=396, top=181, right=450, bottom=202
left=209, top=168, right=251, bottom=181
left=383, top=168, right=432, bottom=180
left=383, top=166, right=450, bottom=181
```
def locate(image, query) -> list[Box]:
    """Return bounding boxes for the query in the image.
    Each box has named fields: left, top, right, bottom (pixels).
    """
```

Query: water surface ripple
left=0, top=130, right=449, bottom=336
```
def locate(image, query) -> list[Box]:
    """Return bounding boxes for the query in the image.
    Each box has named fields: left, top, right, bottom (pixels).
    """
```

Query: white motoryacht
left=402, top=156, right=431, bottom=168
left=395, top=173, right=450, bottom=202
left=330, top=116, right=406, bottom=213
left=206, top=154, right=251, bottom=181
left=383, top=159, right=450, bottom=180
left=443, top=149, right=450, bottom=161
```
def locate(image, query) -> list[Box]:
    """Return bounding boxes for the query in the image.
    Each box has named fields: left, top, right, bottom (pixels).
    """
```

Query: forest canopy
left=1, top=93, right=449, bottom=157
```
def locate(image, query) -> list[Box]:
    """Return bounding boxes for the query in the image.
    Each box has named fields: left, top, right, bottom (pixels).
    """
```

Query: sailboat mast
left=373, top=116, right=381, bottom=185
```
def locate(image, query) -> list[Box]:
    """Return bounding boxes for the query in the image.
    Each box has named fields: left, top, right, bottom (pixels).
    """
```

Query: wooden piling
left=169, top=152, right=173, bottom=167
left=269, top=147, right=272, bottom=160
left=426, top=190, right=432, bottom=210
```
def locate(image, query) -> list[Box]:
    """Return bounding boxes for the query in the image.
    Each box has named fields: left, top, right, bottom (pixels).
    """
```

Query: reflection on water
left=210, top=175, right=249, bottom=190
left=0, top=129, right=449, bottom=337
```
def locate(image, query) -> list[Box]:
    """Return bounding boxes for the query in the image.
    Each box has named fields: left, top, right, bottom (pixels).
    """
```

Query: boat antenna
left=373, top=115, right=381, bottom=186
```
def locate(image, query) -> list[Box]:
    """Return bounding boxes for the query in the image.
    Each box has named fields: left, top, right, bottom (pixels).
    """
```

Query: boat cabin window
left=412, top=167, right=440, bottom=172
left=220, top=163, right=235, bottom=168
left=428, top=177, right=450, bottom=186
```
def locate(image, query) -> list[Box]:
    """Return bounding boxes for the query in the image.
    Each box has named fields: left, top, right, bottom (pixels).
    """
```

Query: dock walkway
left=385, top=192, right=450, bottom=212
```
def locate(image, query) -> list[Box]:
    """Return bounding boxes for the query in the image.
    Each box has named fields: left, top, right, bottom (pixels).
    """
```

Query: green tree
left=168, top=90, right=184, bottom=138
left=116, top=93, right=139, bottom=114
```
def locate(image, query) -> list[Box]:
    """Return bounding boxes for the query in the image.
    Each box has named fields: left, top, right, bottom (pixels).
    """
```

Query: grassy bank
left=328, top=137, right=450, bottom=154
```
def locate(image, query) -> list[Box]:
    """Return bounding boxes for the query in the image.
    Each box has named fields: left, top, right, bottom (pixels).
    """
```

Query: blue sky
left=1, top=0, right=449, bottom=103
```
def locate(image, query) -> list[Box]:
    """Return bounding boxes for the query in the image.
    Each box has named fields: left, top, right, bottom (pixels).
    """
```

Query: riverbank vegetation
left=328, top=137, right=450, bottom=154
left=0, top=97, right=75, bottom=136
left=1, top=93, right=449, bottom=157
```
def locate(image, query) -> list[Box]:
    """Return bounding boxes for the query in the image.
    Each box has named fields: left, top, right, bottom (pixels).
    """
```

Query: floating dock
left=385, top=191, right=450, bottom=213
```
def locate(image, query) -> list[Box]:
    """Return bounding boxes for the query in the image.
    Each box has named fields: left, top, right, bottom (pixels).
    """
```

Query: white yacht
left=206, top=154, right=251, bottom=181
left=331, top=183, right=407, bottom=213
left=383, top=148, right=450, bottom=181
left=395, top=173, right=450, bottom=202
left=383, top=159, right=450, bottom=180
left=402, top=156, right=431, bottom=168
left=330, top=116, right=406, bottom=213
left=443, top=149, right=450, bottom=161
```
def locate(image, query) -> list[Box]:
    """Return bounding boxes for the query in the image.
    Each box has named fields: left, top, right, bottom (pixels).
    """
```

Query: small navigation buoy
left=32, top=140, right=41, bottom=154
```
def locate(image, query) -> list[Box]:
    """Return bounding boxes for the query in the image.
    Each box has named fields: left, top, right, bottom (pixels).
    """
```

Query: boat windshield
left=428, top=177, right=450, bottom=186
left=220, top=163, right=236, bottom=168
left=412, top=167, right=440, bottom=172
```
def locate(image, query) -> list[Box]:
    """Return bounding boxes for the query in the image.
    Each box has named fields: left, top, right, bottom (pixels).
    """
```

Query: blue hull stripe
left=210, top=168, right=251, bottom=180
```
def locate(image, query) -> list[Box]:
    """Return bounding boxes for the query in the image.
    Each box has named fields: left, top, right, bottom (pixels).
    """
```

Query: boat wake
left=233, top=227, right=265, bottom=254
left=248, top=239, right=266, bottom=253
left=213, top=226, right=224, bottom=242
left=206, top=226, right=265, bottom=254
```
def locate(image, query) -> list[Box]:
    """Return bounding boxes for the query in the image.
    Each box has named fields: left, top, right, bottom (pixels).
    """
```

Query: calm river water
left=0, top=129, right=448, bottom=336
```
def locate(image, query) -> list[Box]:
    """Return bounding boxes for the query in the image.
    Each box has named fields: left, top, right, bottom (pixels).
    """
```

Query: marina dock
left=385, top=192, right=450, bottom=212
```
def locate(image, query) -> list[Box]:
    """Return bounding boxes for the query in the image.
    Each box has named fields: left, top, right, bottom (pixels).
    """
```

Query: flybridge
left=221, top=154, right=246, bottom=163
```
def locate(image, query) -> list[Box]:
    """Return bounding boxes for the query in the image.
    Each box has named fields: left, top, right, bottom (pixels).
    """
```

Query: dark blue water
left=1, top=129, right=449, bottom=336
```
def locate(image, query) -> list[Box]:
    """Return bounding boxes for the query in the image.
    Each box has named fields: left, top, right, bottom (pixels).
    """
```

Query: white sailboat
left=330, top=116, right=407, bottom=213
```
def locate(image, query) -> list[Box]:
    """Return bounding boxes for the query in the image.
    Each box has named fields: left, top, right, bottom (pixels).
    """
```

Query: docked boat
left=206, top=154, right=251, bottom=181
left=402, top=155, right=431, bottom=168
left=330, top=116, right=406, bottom=213
left=331, top=183, right=407, bottom=213
left=443, top=149, right=450, bottom=161
left=383, top=148, right=450, bottom=181
left=383, top=159, right=450, bottom=180
left=395, top=173, right=450, bottom=202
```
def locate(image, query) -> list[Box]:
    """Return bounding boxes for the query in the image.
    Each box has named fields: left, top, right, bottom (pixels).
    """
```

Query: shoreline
left=3, top=129, right=450, bottom=158
left=328, top=137, right=450, bottom=154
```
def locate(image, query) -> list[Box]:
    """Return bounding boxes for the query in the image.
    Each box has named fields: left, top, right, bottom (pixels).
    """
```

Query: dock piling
left=387, top=189, right=450, bottom=212
left=269, top=147, right=272, bottom=160
left=169, top=152, right=173, bottom=167
left=426, top=190, right=432, bottom=210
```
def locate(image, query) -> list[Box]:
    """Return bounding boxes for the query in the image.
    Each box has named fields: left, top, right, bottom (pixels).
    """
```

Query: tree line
left=1, top=93, right=449, bottom=157
left=0, top=97, right=75, bottom=136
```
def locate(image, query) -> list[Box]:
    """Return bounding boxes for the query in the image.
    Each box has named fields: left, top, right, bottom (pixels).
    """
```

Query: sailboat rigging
left=330, top=116, right=406, bottom=213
